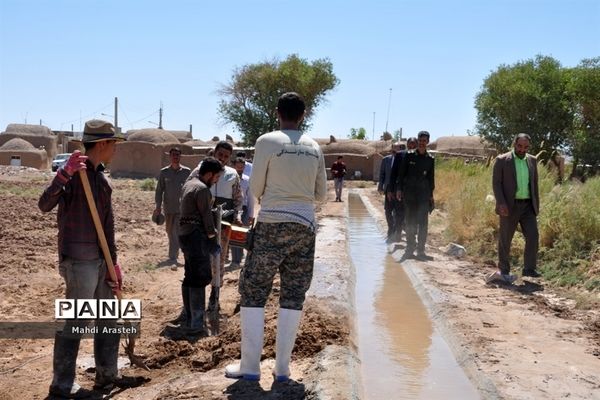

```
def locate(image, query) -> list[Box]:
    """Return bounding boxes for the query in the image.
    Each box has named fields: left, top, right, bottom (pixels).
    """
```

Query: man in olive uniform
left=395, top=131, right=435, bottom=261
left=154, top=147, right=191, bottom=264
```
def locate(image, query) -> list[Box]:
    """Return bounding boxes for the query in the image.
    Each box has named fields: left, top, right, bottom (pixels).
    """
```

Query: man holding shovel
left=189, top=141, right=243, bottom=312
left=39, top=120, right=143, bottom=398
left=178, top=157, right=224, bottom=334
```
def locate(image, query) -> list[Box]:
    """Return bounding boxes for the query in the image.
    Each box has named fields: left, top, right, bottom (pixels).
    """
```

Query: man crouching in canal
left=225, top=92, right=327, bottom=381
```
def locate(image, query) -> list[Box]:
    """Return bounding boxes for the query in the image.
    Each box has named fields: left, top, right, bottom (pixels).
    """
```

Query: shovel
left=79, top=170, right=149, bottom=371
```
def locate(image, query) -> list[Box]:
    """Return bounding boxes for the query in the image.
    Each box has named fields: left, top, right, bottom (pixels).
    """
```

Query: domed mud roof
left=0, top=138, right=36, bottom=150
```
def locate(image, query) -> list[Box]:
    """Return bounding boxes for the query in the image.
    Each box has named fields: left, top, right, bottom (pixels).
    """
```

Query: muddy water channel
left=347, top=194, right=480, bottom=400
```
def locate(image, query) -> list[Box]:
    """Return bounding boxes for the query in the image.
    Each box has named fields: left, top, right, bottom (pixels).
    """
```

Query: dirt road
left=0, top=166, right=598, bottom=399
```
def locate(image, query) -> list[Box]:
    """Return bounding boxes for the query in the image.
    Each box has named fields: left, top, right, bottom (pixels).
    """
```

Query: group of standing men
left=154, top=92, right=327, bottom=384
left=379, top=131, right=435, bottom=261
left=377, top=131, right=542, bottom=282
left=38, top=92, right=541, bottom=397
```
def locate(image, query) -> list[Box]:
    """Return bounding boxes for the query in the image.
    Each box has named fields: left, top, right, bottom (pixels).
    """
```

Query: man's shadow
left=225, top=378, right=306, bottom=400
left=488, top=279, right=544, bottom=295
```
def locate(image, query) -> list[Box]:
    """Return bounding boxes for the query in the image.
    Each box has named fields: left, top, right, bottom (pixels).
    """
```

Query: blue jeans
left=334, top=178, right=344, bottom=199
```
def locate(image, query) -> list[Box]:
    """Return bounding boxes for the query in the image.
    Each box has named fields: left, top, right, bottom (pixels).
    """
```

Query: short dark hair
left=234, top=157, right=246, bottom=165
left=169, top=147, right=181, bottom=155
left=417, top=131, right=430, bottom=140
left=277, top=92, right=306, bottom=122
left=337, top=155, right=343, bottom=160
left=214, top=141, right=233, bottom=153
left=236, top=151, right=246, bottom=158
left=514, top=133, right=531, bottom=143
left=200, top=157, right=224, bottom=175
left=407, top=137, right=418, bottom=145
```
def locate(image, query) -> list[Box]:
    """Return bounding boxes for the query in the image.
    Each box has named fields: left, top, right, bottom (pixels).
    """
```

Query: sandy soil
left=0, top=167, right=599, bottom=399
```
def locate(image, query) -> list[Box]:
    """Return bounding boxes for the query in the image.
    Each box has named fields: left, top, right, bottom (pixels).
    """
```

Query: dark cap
left=82, top=119, right=125, bottom=143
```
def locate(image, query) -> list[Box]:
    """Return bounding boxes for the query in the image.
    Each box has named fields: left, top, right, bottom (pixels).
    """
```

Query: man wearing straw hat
left=39, top=120, right=142, bottom=397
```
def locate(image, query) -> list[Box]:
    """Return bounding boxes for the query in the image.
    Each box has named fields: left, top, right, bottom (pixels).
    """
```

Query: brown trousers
left=498, top=200, right=539, bottom=274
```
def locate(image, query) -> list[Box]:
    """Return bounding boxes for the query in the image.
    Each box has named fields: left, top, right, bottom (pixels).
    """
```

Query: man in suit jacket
left=489, top=133, right=541, bottom=284
left=378, top=142, right=403, bottom=242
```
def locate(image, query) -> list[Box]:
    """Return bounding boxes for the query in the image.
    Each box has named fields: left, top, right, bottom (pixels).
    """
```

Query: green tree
left=348, top=127, right=367, bottom=140
left=218, top=54, right=339, bottom=145
left=474, top=55, right=572, bottom=159
left=567, top=57, right=600, bottom=170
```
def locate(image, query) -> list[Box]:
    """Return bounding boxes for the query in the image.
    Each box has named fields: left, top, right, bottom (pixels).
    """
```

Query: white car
left=52, top=153, right=72, bottom=172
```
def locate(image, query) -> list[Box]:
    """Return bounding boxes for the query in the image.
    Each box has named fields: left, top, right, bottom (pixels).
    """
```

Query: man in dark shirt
left=178, top=157, right=223, bottom=333
left=387, top=137, right=418, bottom=243
left=39, top=120, right=140, bottom=397
left=331, top=155, right=347, bottom=202
left=379, top=143, right=402, bottom=242
left=396, top=131, right=435, bottom=261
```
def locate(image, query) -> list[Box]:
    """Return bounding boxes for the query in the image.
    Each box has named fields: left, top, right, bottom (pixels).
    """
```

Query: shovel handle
left=79, top=170, right=122, bottom=300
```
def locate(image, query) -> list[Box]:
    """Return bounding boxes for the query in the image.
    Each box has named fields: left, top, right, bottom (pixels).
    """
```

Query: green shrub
left=139, top=178, right=156, bottom=191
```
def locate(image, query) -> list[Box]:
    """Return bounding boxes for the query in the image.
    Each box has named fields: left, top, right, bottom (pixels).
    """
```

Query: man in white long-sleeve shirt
left=230, top=157, right=255, bottom=268
left=225, top=92, right=327, bottom=382
left=188, top=141, right=243, bottom=312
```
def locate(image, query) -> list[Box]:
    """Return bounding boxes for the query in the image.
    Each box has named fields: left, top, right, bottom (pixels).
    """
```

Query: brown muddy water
left=347, top=193, right=480, bottom=400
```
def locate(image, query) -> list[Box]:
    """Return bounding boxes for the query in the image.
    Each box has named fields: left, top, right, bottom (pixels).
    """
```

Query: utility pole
left=158, top=102, right=163, bottom=129
left=372, top=112, right=376, bottom=140
left=385, top=88, right=392, bottom=134
left=114, top=97, right=119, bottom=133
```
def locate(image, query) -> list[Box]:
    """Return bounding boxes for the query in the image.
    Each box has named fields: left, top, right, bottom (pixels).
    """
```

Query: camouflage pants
left=239, top=222, right=315, bottom=310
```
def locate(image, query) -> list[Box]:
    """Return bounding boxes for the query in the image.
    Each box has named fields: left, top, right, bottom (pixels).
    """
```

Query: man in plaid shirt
left=39, top=120, right=142, bottom=398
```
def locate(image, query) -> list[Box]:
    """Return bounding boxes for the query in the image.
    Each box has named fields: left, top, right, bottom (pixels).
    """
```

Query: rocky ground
left=0, top=166, right=599, bottom=399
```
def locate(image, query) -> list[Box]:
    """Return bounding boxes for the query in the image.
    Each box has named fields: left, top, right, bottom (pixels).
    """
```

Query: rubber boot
left=207, top=285, right=219, bottom=313
left=48, top=332, right=92, bottom=398
left=225, top=307, right=265, bottom=380
left=273, top=308, right=302, bottom=382
left=188, top=286, right=206, bottom=333
left=170, top=285, right=190, bottom=326
left=93, top=329, right=119, bottom=391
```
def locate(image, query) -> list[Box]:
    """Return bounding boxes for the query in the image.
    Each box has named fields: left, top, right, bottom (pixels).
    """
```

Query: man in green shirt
left=488, top=133, right=541, bottom=284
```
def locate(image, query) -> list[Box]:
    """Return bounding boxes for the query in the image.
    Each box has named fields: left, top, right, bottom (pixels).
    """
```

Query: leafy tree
left=218, top=54, right=339, bottom=145
left=348, top=127, right=367, bottom=140
left=567, top=57, right=600, bottom=169
left=474, top=55, right=572, bottom=159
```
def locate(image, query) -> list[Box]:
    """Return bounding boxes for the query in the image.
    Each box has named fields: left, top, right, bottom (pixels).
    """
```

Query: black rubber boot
left=48, top=332, right=92, bottom=398
left=188, top=286, right=206, bottom=333
left=170, top=285, right=190, bottom=326
left=93, top=330, right=120, bottom=391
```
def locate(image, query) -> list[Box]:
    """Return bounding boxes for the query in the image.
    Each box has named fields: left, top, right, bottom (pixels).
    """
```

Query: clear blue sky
left=1, top=0, right=598, bottom=142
